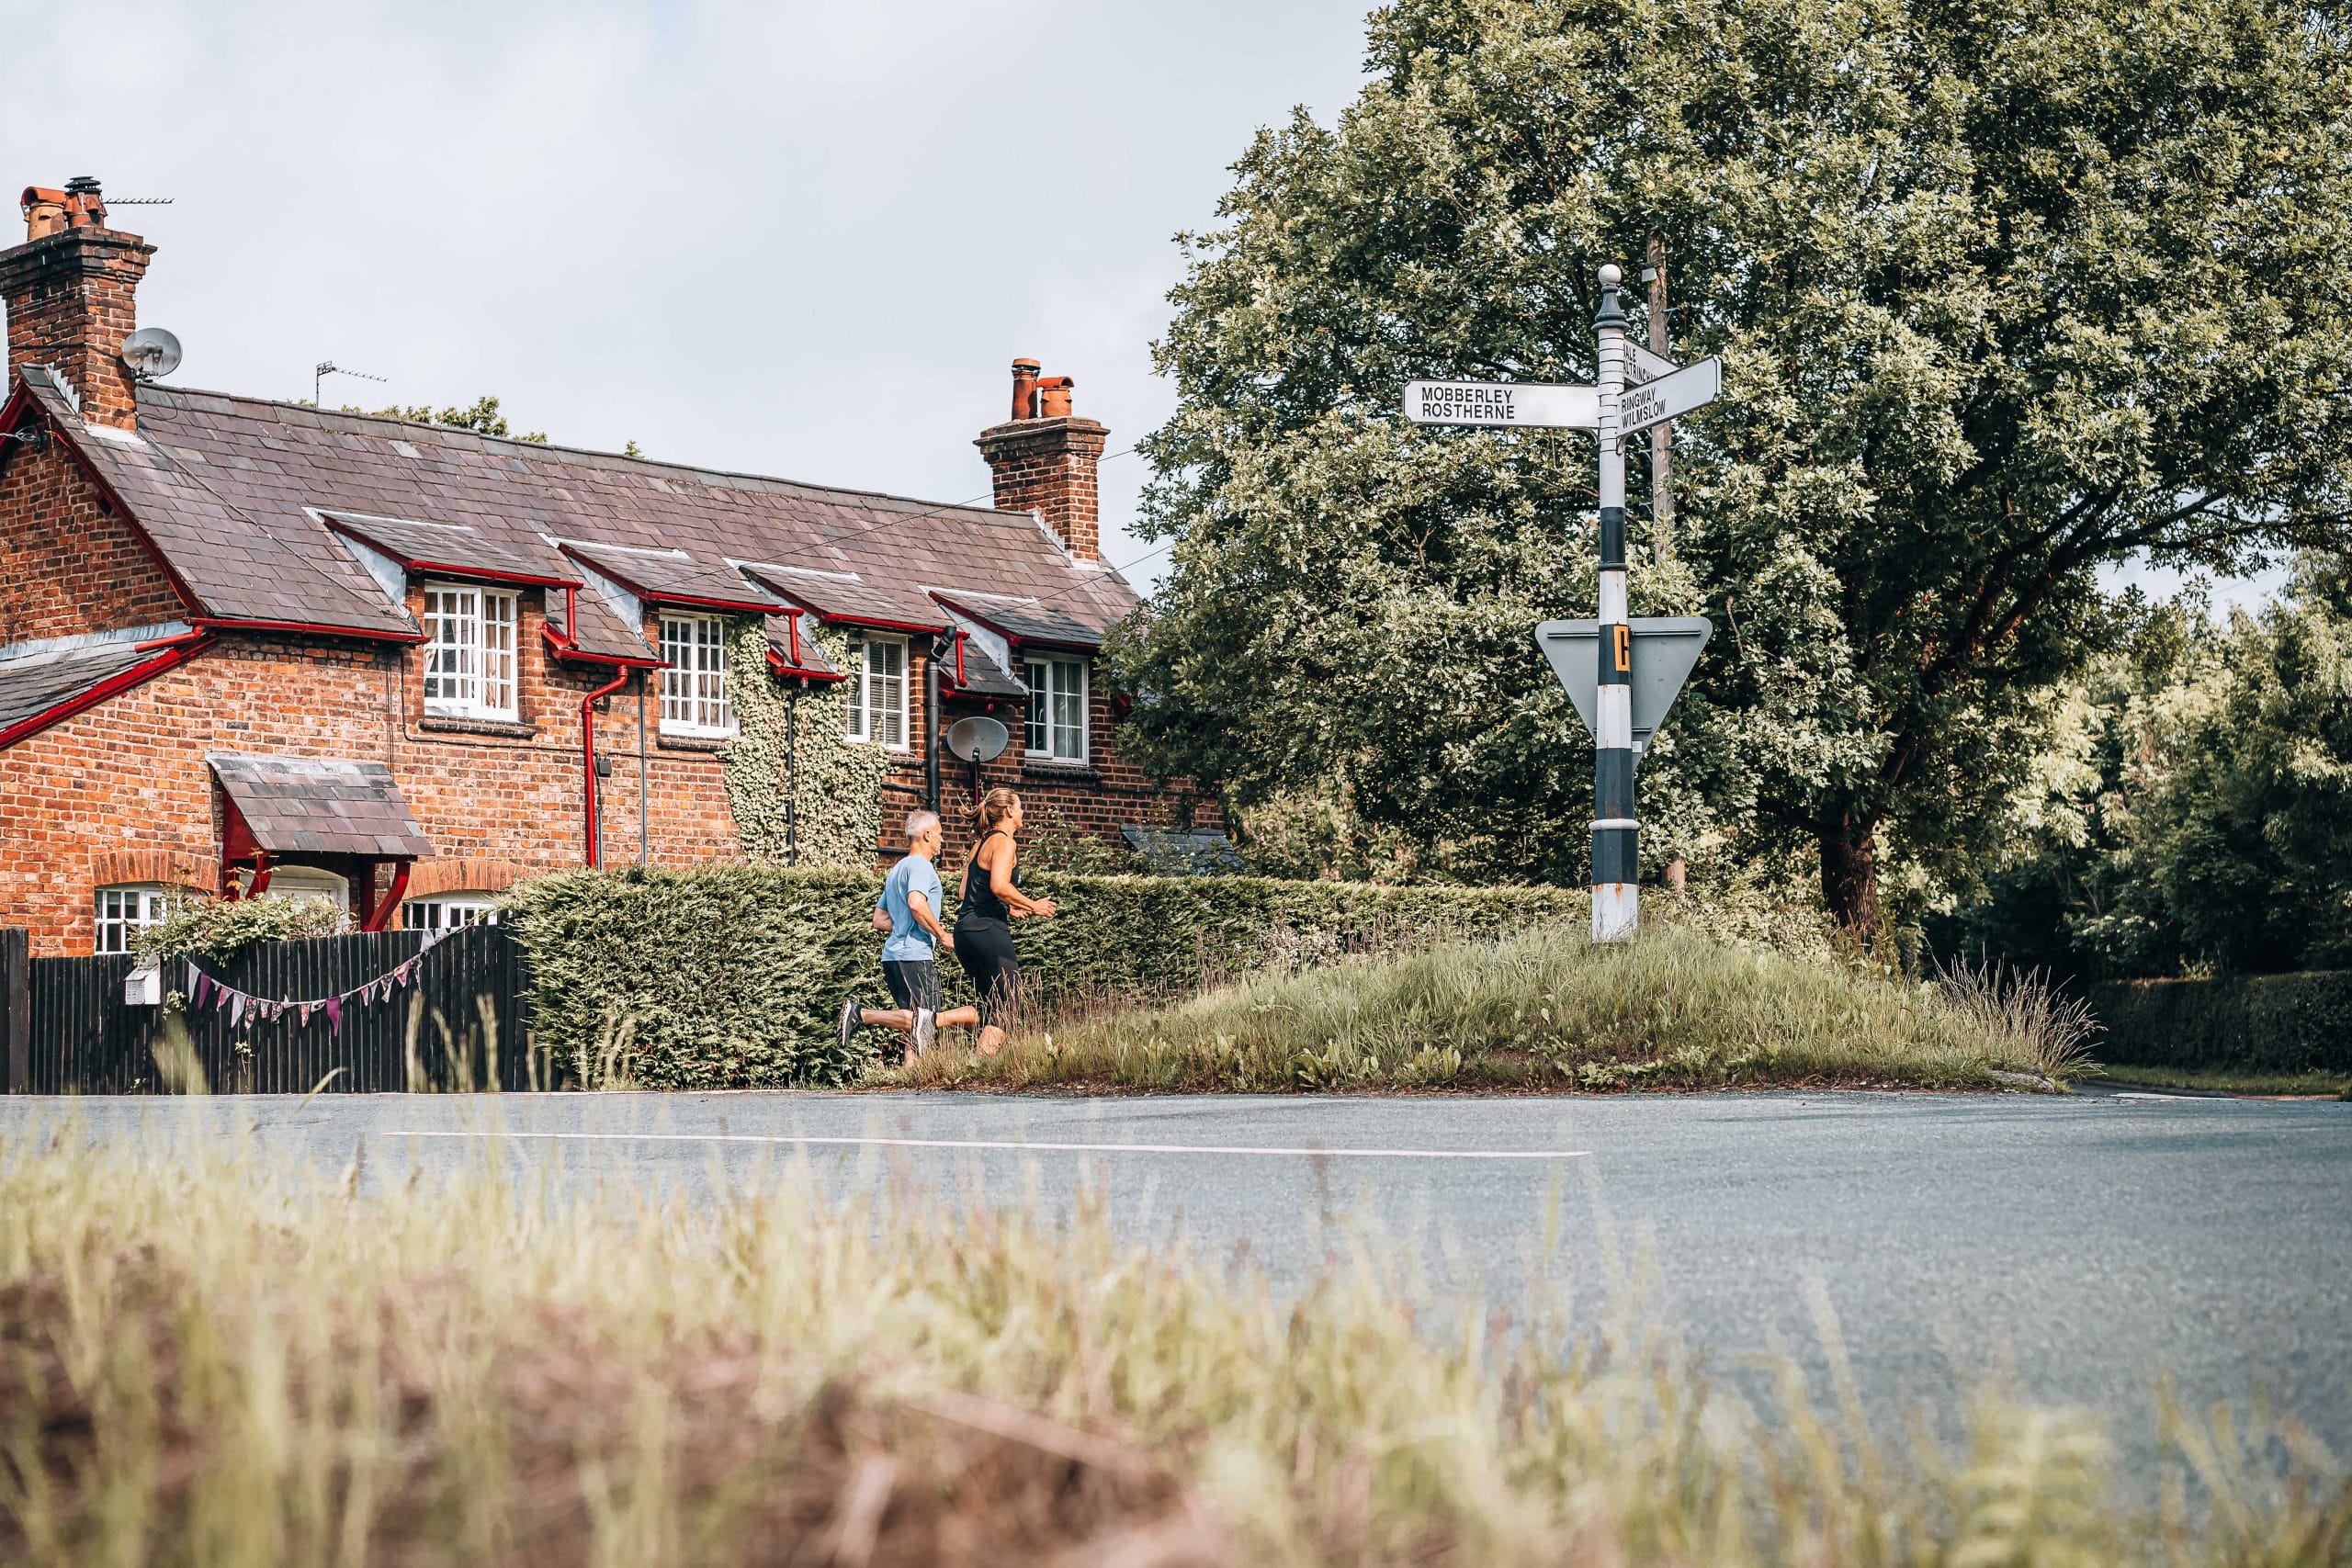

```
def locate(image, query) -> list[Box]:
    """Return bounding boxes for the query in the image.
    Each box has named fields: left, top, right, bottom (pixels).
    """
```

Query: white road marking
left=381, top=1129, right=1592, bottom=1163
left=2112, top=1092, right=2202, bottom=1101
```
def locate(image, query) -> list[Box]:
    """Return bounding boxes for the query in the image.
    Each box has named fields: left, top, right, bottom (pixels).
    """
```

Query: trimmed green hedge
left=2086, top=971, right=2352, bottom=1074
left=503, top=865, right=1577, bottom=1089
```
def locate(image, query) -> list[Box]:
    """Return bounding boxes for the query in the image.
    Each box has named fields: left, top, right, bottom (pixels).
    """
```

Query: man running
left=837, top=809, right=978, bottom=1066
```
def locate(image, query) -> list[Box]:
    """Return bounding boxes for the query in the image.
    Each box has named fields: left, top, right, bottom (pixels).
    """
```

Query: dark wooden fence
left=1, top=928, right=28, bottom=1094
left=15, top=923, right=541, bottom=1095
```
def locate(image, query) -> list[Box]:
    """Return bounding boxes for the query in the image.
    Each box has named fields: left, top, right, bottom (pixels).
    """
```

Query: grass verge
left=2093, top=1063, right=2352, bottom=1098
left=0, top=1133, right=2344, bottom=1564
left=882, top=923, right=2092, bottom=1093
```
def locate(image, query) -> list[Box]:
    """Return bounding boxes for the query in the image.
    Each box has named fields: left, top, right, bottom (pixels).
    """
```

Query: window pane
left=1053, top=661, right=1085, bottom=760
left=1024, top=660, right=1048, bottom=752
left=481, top=592, right=517, bottom=717
left=872, top=639, right=903, bottom=747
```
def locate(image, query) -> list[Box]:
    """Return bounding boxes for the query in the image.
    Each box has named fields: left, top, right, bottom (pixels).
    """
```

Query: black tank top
left=958, top=830, right=1020, bottom=926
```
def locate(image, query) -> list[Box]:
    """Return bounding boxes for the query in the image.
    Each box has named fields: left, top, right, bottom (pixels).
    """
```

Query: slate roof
left=561, top=542, right=789, bottom=613
left=0, top=637, right=167, bottom=735
left=932, top=588, right=1123, bottom=650
left=322, top=511, right=581, bottom=588
left=13, top=369, right=1140, bottom=663
left=949, top=638, right=1030, bottom=698
left=763, top=612, right=842, bottom=680
left=741, top=563, right=954, bottom=632
left=209, top=751, right=435, bottom=859
left=1120, top=826, right=1245, bottom=876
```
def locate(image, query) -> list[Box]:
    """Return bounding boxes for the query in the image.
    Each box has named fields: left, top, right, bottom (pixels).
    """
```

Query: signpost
left=1618, top=355, right=1721, bottom=437
left=1402, top=380, right=1598, bottom=429
left=1400, top=264, right=1724, bottom=941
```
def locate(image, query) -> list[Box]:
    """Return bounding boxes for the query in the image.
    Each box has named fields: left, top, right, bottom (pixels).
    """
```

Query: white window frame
left=1023, top=654, right=1089, bottom=762
left=842, top=633, right=910, bottom=751
left=402, top=894, right=500, bottom=932
left=660, top=613, right=735, bottom=737
left=95, top=884, right=176, bottom=954
left=422, top=581, right=520, bottom=721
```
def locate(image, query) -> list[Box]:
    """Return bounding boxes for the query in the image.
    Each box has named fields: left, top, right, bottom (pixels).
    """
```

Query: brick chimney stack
left=975, top=357, right=1107, bottom=561
left=0, top=177, right=155, bottom=430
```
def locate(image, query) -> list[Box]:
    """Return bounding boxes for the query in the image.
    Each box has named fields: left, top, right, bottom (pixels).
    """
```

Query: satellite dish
left=119, top=326, right=182, bottom=380
left=944, top=715, right=1009, bottom=763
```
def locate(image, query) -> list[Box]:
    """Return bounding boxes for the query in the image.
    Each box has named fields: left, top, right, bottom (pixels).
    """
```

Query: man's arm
left=909, top=891, right=953, bottom=950
left=871, top=902, right=892, bottom=932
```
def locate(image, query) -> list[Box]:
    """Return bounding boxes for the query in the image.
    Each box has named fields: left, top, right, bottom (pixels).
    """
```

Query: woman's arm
left=988, top=841, right=1057, bottom=919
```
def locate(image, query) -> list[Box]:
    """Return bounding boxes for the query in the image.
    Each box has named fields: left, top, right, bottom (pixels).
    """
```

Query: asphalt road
left=5, top=1088, right=2346, bottom=1490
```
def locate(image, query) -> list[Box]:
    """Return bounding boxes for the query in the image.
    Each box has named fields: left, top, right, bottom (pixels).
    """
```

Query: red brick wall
left=0, top=437, right=184, bottom=645
left=0, top=592, right=1213, bottom=953
left=877, top=646, right=1218, bottom=864
left=0, top=611, right=751, bottom=955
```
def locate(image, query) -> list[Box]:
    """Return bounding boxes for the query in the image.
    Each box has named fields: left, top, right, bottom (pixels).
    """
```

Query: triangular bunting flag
left=324, top=997, right=342, bottom=1032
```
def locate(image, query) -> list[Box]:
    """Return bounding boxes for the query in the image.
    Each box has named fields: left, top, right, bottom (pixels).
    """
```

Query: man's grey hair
left=904, top=809, right=942, bottom=840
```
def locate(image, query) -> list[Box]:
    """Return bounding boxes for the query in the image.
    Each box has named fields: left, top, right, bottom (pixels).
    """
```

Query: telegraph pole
left=1645, top=235, right=1673, bottom=566
left=1591, top=265, right=1638, bottom=942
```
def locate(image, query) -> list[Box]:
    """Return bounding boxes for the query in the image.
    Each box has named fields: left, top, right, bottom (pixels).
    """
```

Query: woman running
left=953, top=787, right=1057, bottom=1055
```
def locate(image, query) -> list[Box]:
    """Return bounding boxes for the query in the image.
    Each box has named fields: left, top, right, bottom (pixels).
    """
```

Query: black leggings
left=954, top=919, right=1020, bottom=1031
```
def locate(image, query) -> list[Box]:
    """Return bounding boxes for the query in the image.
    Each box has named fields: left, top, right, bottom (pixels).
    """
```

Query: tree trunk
left=1818, top=819, right=1882, bottom=935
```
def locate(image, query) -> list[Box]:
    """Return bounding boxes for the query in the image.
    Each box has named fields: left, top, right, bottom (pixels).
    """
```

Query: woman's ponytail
left=973, top=787, right=1021, bottom=837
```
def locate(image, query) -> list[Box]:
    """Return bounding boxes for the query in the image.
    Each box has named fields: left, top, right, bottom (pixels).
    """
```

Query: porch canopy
left=207, top=752, right=434, bottom=931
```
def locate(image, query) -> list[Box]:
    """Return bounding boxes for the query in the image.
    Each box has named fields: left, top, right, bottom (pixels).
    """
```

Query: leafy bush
left=502, top=865, right=1575, bottom=1089
left=2086, top=971, right=2352, bottom=1074
left=136, top=897, right=352, bottom=964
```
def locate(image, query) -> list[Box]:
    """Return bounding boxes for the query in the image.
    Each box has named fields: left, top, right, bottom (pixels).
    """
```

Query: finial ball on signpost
left=1598, top=263, right=1622, bottom=288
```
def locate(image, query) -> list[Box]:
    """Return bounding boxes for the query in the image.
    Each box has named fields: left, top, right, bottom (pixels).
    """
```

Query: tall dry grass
left=0, top=1132, right=2340, bottom=1564
left=890, top=923, right=2097, bottom=1092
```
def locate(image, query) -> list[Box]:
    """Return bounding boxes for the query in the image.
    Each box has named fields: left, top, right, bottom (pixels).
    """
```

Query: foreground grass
left=0, top=1134, right=2343, bottom=1565
left=886, top=923, right=2088, bottom=1093
left=2094, top=1063, right=2352, bottom=1098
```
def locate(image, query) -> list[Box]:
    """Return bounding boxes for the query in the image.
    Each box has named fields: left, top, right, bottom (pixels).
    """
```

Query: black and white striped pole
left=1401, top=274, right=1722, bottom=947
left=1591, top=264, right=1638, bottom=942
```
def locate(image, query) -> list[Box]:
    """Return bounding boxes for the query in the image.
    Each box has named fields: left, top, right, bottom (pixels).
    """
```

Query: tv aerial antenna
left=313, top=360, right=388, bottom=408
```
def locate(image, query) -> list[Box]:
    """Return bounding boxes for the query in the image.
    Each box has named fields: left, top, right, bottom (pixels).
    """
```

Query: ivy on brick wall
left=720, top=618, right=889, bottom=867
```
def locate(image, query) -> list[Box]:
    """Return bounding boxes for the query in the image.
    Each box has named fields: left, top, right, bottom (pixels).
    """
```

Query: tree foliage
left=1115, top=0, right=2352, bottom=931
left=1938, top=558, right=2352, bottom=976
left=354, top=394, right=548, bottom=445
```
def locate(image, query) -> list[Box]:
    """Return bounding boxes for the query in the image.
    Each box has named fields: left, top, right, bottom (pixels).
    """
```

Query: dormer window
left=660, top=613, right=734, bottom=736
left=1023, top=654, right=1088, bottom=762
left=422, top=583, right=519, bottom=720
left=843, top=633, right=908, bottom=750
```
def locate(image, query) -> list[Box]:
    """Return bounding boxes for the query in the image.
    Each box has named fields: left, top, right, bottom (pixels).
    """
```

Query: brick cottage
left=0, top=177, right=1217, bottom=956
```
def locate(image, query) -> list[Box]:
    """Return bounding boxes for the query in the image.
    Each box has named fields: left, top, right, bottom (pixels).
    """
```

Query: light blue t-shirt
left=878, top=852, right=944, bottom=962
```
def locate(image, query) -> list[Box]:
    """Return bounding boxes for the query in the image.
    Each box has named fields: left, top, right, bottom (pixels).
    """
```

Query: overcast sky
left=1, top=3, right=2278, bottom=609
left=2, top=0, right=1376, bottom=595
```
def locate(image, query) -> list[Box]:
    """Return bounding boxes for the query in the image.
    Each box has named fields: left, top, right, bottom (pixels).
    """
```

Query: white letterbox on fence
left=123, top=962, right=162, bottom=1007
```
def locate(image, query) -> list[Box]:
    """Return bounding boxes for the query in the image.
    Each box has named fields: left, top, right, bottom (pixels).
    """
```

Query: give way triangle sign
left=1533, top=616, right=1713, bottom=763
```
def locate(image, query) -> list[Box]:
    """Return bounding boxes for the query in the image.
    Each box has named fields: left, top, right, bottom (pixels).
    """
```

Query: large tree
left=1115, top=0, right=2352, bottom=928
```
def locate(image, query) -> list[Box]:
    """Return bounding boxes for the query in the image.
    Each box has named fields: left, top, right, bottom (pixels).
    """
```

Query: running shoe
left=837, top=995, right=861, bottom=1054
left=912, top=1007, right=937, bottom=1057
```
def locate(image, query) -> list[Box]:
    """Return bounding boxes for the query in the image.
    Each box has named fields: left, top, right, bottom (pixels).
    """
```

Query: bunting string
left=186, top=929, right=445, bottom=1034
